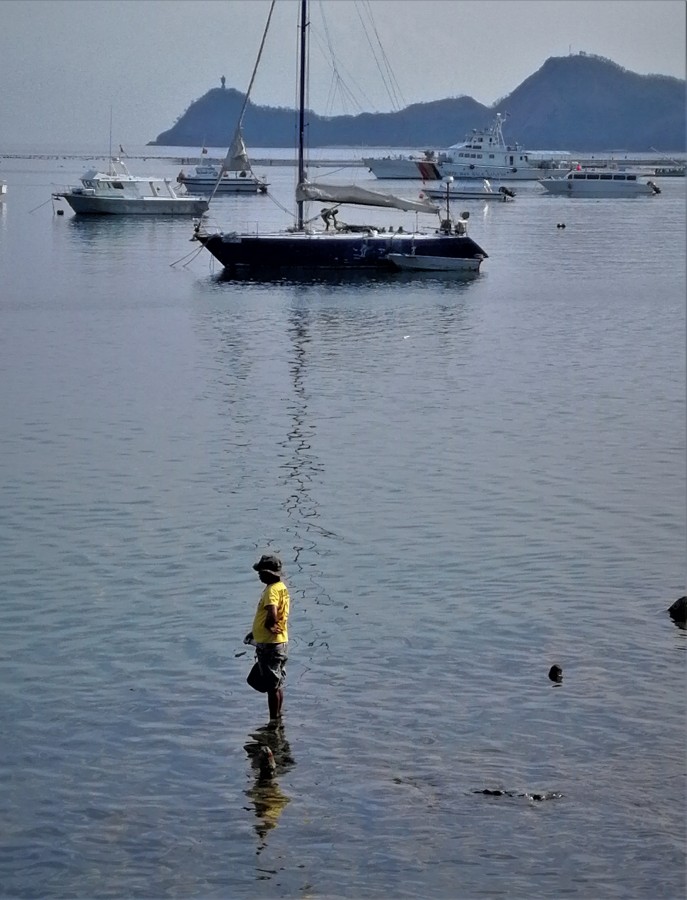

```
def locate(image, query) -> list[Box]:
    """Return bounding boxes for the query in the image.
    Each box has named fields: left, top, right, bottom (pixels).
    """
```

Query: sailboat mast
left=296, top=0, right=307, bottom=230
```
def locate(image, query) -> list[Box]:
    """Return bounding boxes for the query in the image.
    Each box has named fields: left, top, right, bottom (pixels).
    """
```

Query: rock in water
left=668, top=596, right=687, bottom=624
left=548, top=664, right=563, bottom=683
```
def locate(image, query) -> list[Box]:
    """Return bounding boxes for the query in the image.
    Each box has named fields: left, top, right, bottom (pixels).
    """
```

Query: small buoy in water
left=556, top=222, right=566, bottom=229
left=548, top=664, right=563, bottom=683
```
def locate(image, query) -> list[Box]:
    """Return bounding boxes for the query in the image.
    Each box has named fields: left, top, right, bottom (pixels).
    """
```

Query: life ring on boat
left=469, top=164, right=475, bottom=169
left=511, top=167, right=517, bottom=173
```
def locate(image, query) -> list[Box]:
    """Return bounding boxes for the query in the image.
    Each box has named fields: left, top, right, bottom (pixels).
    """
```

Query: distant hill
left=150, top=53, right=686, bottom=152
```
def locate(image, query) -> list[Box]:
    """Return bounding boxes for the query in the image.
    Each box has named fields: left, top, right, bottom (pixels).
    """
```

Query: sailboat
left=192, top=0, right=488, bottom=275
left=177, top=133, right=269, bottom=195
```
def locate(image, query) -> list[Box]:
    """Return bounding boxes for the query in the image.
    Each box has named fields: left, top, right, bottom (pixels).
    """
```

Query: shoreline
left=1, top=152, right=685, bottom=167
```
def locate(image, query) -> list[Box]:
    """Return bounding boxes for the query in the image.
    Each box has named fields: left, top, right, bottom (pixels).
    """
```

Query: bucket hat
left=252, top=554, right=283, bottom=577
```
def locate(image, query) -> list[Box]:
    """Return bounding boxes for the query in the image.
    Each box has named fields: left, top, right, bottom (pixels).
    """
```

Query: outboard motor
left=648, top=181, right=661, bottom=195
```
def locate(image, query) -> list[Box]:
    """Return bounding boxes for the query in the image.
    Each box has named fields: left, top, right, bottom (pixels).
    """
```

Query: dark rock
left=548, top=664, right=563, bottom=683
left=473, top=788, right=562, bottom=801
left=668, top=595, right=687, bottom=627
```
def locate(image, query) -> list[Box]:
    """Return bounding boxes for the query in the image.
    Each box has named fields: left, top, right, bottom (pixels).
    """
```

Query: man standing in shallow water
left=246, top=554, right=290, bottom=721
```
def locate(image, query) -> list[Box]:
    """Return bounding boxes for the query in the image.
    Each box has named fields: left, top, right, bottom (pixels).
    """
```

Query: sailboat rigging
left=192, top=0, right=488, bottom=274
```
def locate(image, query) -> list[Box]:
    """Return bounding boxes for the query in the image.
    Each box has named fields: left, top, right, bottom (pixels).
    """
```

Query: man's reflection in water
left=244, top=721, right=295, bottom=851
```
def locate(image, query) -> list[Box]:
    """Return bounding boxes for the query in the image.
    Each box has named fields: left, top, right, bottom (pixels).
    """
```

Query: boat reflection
left=213, top=267, right=480, bottom=288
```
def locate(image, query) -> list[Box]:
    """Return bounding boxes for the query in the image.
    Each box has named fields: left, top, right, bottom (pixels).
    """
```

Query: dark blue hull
left=195, top=229, right=487, bottom=273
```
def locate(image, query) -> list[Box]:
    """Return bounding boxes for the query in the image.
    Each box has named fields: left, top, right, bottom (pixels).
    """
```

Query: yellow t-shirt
left=252, top=581, right=290, bottom=644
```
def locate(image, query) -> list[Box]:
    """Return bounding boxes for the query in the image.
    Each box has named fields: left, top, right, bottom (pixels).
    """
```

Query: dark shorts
left=255, top=642, right=288, bottom=691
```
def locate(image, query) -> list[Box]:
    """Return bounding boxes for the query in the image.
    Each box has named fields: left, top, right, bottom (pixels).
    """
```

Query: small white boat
left=177, top=131, right=268, bottom=195
left=177, top=163, right=267, bottom=194
left=52, top=158, right=209, bottom=216
left=0, top=180, right=6, bottom=200
left=387, top=252, right=483, bottom=272
left=539, top=169, right=661, bottom=197
left=422, top=179, right=515, bottom=202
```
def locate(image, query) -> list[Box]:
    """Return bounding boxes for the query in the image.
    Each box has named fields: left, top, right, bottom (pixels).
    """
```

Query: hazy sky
left=0, top=0, right=684, bottom=148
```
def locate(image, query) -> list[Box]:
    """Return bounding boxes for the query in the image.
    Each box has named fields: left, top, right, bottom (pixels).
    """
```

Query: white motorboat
left=422, top=179, right=515, bottom=202
left=52, top=158, right=209, bottom=216
left=177, top=163, right=268, bottom=194
left=539, top=169, right=661, bottom=197
left=177, top=132, right=268, bottom=195
left=364, top=114, right=568, bottom=182
left=0, top=180, right=6, bottom=200
left=387, top=252, right=483, bottom=272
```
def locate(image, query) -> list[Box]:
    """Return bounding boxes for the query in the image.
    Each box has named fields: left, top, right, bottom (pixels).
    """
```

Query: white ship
left=365, top=115, right=568, bottom=182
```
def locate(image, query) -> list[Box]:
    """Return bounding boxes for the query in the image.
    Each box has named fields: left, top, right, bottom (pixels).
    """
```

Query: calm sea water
left=0, top=149, right=685, bottom=899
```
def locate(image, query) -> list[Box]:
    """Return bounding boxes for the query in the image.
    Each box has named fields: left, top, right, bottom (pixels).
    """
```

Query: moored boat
left=361, top=150, right=443, bottom=181
left=386, top=252, right=482, bottom=272
left=193, top=0, right=489, bottom=277
left=177, top=133, right=268, bottom=195
left=422, top=179, right=515, bottom=202
left=194, top=182, right=488, bottom=274
left=53, top=158, right=209, bottom=216
left=539, top=169, right=661, bottom=197
left=177, top=163, right=268, bottom=194
left=439, top=115, right=568, bottom=181
left=364, top=115, right=568, bottom=182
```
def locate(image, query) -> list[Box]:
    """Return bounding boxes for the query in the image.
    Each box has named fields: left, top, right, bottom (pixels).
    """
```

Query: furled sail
left=212, top=1, right=276, bottom=188
left=221, top=129, right=250, bottom=173
left=296, top=181, right=438, bottom=214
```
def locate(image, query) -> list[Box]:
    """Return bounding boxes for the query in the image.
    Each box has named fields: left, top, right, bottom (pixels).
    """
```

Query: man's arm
left=264, top=604, right=280, bottom=633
